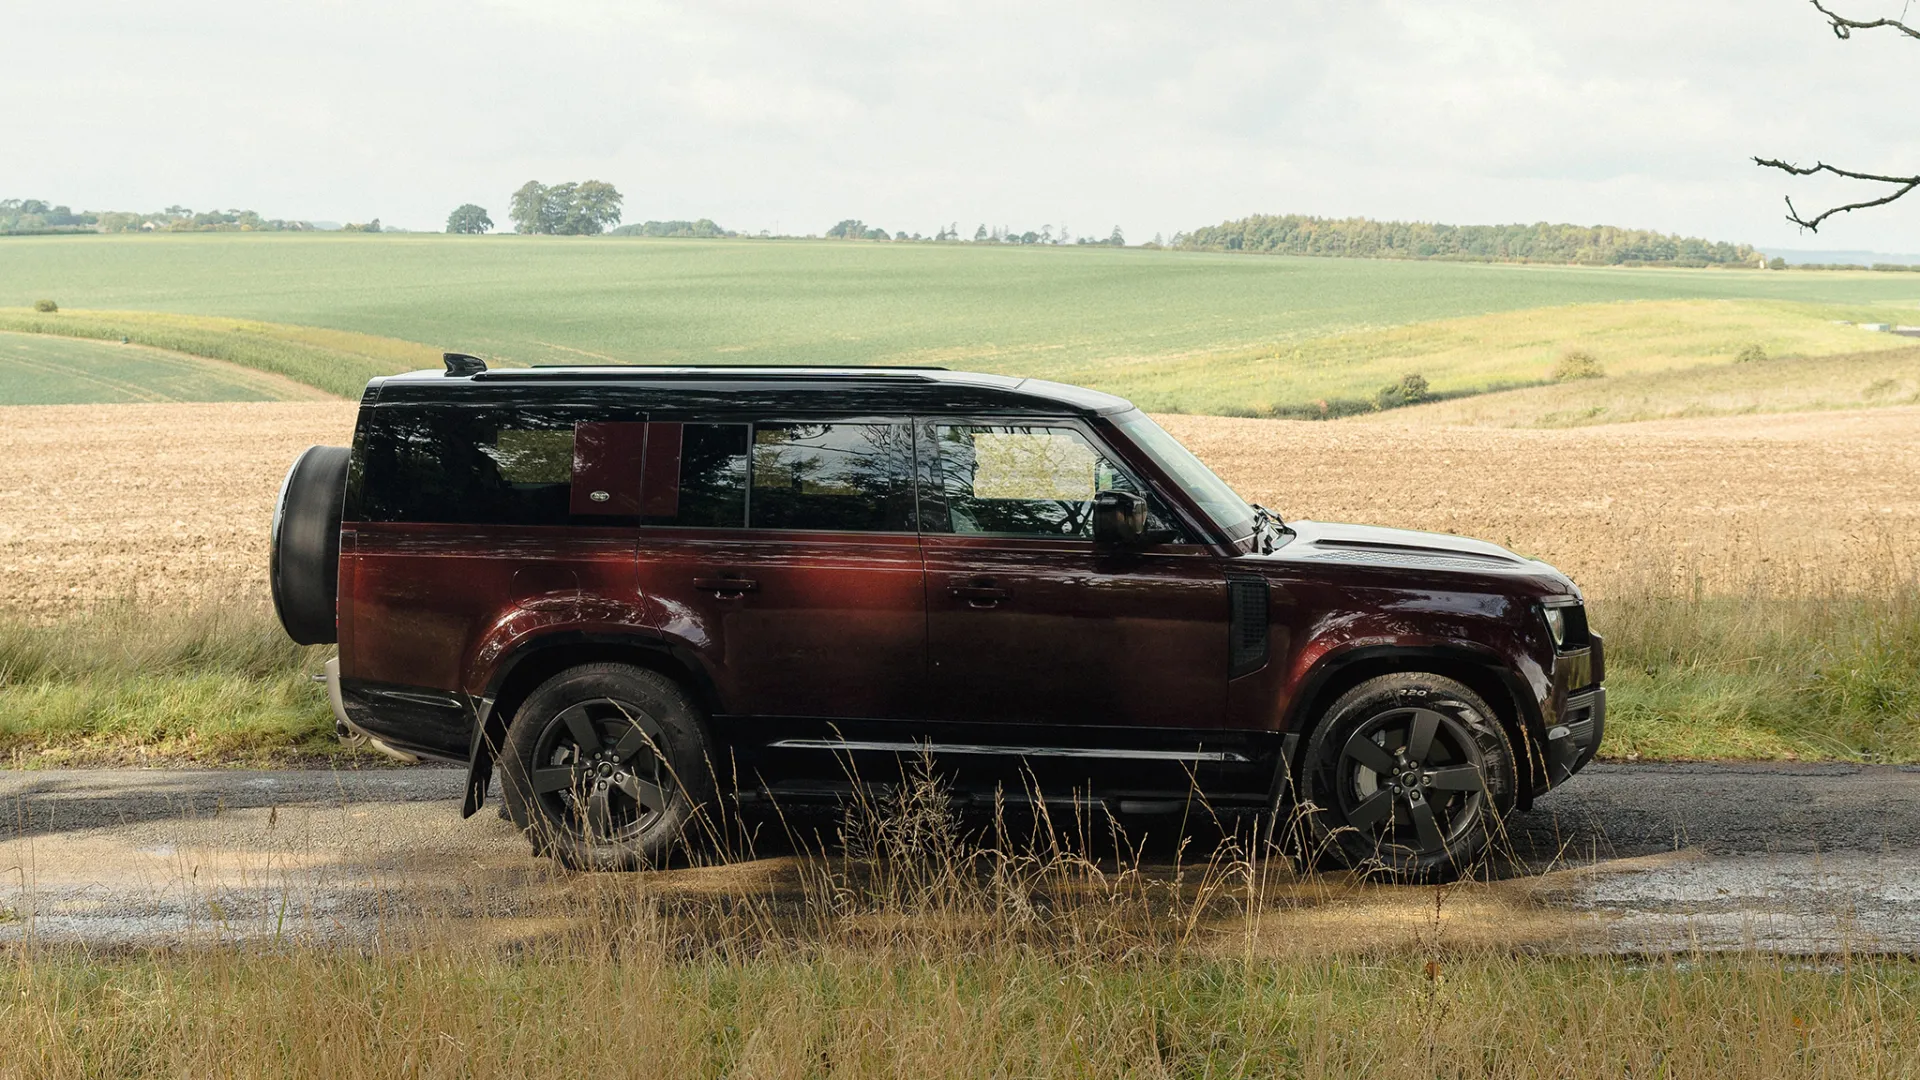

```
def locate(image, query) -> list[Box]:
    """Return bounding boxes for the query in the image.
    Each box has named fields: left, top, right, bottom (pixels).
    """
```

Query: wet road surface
left=2, top=762, right=1916, bottom=952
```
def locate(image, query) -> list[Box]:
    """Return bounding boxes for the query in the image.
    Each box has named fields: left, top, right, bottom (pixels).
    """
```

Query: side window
left=640, top=423, right=749, bottom=527
left=930, top=423, right=1182, bottom=539
left=355, top=405, right=583, bottom=525
left=749, top=422, right=916, bottom=532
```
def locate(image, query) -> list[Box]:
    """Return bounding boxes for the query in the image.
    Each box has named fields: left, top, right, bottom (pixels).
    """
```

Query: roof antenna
left=443, top=352, right=487, bottom=377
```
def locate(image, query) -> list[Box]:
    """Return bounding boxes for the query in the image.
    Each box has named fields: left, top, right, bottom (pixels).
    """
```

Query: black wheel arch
left=461, top=632, right=721, bottom=817
left=1280, top=644, right=1545, bottom=810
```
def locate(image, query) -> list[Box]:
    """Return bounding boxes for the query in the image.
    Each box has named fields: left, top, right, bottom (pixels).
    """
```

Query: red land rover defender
left=271, top=355, right=1603, bottom=878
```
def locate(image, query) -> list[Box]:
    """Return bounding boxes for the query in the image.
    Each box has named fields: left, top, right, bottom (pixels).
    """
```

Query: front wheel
left=498, top=663, right=717, bottom=871
left=1297, top=673, right=1515, bottom=882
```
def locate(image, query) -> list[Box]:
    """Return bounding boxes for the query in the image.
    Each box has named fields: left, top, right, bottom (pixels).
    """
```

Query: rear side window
left=640, top=423, right=749, bottom=527
left=639, top=420, right=916, bottom=531
left=749, top=423, right=916, bottom=532
left=353, top=405, right=587, bottom=525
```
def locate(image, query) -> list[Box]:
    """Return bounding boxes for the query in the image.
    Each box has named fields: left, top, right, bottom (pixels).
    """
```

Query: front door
left=918, top=421, right=1229, bottom=754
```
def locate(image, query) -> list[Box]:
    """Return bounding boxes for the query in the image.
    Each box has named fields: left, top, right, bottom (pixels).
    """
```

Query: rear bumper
left=325, top=658, right=420, bottom=763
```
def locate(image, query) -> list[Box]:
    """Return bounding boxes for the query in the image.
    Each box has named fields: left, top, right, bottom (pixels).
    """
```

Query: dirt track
left=3, top=402, right=1917, bottom=609
left=3, top=764, right=1917, bottom=953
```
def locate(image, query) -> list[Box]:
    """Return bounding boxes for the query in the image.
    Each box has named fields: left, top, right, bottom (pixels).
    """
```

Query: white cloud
left=6, top=0, right=1920, bottom=248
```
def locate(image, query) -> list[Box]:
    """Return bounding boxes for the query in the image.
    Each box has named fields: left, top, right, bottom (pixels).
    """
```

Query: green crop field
left=6, top=234, right=1920, bottom=412
left=0, top=330, right=327, bottom=404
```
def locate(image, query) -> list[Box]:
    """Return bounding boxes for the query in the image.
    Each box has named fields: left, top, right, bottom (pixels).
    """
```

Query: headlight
left=1541, top=601, right=1586, bottom=650
left=1543, top=606, right=1568, bottom=648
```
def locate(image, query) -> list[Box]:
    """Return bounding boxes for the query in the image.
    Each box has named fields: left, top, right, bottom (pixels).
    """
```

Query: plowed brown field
left=4, top=402, right=1916, bottom=611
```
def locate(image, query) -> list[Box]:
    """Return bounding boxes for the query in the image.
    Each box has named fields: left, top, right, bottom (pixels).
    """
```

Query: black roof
left=368, top=365, right=1135, bottom=417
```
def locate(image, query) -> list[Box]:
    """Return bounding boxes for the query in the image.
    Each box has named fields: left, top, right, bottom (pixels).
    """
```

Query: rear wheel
left=498, top=664, right=716, bottom=871
left=1297, top=672, right=1515, bottom=882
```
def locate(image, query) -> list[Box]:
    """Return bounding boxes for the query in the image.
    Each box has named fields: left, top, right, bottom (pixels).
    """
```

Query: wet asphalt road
left=2, top=762, right=1916, bottom=952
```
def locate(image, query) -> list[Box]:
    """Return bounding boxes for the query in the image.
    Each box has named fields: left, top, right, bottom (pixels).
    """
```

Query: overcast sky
left=9, top=0, right=1920, bottom=250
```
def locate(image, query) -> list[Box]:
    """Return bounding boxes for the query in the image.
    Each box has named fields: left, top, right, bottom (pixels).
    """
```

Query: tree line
left=825, top=220, right=1127, bottom=245
left=0, top=199, right=321, bottom=234
left=1174, top=214, right=1760, bottom=267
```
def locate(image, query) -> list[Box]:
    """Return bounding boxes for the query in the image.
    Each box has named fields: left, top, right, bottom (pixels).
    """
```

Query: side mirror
left=1092, top=489, right=1148, bottom=546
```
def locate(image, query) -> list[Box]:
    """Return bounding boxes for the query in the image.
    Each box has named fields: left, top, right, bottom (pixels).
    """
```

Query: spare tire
left=270, top=445, right=350, bottom=645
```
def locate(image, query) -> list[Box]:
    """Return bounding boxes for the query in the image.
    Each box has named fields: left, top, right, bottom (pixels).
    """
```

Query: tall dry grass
left=1587, top=551, right=1920, bottom=760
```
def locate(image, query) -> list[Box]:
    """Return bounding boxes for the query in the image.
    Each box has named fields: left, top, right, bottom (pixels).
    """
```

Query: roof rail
left=443, top=352, right=488, bottom=377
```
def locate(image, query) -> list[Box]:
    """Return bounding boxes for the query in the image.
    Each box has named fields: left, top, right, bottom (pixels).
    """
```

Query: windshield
left=1112, top=410, right=1257, bottom=539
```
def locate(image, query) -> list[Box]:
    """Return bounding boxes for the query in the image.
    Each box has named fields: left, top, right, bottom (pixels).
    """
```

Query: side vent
left=443, top=352, right=487, bottom=377
left=1226, top=575, right=1270, bottom=679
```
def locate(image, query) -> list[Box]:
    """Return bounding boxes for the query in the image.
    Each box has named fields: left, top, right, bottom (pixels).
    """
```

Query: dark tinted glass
left=749, top=422, right=916, bottom=532
left=354, top=405, right=584, bottom=525
left=641, top=423, right=748, bottom=527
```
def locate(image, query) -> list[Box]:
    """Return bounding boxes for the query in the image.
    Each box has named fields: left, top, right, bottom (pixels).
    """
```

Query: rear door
left=631, top=418, right=928, bottom=730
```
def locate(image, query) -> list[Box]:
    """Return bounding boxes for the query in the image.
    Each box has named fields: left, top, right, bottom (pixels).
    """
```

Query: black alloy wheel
left=500, top=664, right=715, bottom=871
left=529, top=698, right=674, bottom=842
left=1298, top=673, right=1515, bottom=881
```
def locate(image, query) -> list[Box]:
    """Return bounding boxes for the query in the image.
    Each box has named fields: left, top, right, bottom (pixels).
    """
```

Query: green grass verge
left=0, top=308, right=437, bottom=399
left=0, top=604, right=347, bottom=765
left=6, top=947, right=1915, bottom=1076
left=0, top=329, right=333, bottom=404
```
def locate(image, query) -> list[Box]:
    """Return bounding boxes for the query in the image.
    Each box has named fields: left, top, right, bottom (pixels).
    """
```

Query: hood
left=1268, top=520, right=1574, bottom=593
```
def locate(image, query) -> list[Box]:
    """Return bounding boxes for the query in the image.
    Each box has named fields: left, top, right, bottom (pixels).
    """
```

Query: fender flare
left=460, top=630, right=721, bottom=817
left=1278, top=641, right=1548, bottom=802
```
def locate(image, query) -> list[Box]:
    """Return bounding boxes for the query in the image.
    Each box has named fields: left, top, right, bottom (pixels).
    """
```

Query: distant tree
left=1768, top=256, right=1788, bottom=270
left=542, top=182, right=578, bottom=233
left=827, top=219, right=866, bottom=239
left=446, top=204, right=492, bottom=234
left=510, top=182, right=549, bottom=234
left=973, top=224, right=988, bottom=242
left=894, top=231, right=910, bottom=241
left=1019, top=230, right=1039, bottom=244
left=1108, top=225, right=1125, bottom=246
left=561, top=180, right=622, bottom=235
left=508, top=180, right=622, bottom=235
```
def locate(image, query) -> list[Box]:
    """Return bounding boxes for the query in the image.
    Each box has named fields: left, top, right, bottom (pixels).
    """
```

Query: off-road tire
left=1296, top=672, right=1515, bottom=882
left=269, top=445, right=349, bottom=645
left=498, top=663, right=717, bottom=871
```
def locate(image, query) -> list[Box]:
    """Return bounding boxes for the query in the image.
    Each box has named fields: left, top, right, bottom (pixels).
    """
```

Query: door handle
left=694, top=576, right=759, bottom=597
left=951, top=585, right=1009, bottom=608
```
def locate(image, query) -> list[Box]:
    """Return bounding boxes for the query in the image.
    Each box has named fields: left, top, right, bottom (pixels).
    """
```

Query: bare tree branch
left=1754, top=3, right=1920, bottom=230
left=1753, top=158, right=1920, bottom=230
left=1811, top=0, right=1920, bottom=40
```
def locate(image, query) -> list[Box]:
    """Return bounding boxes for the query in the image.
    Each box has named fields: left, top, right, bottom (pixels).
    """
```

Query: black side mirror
left=1092, top=489, right=1148, bottom=546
